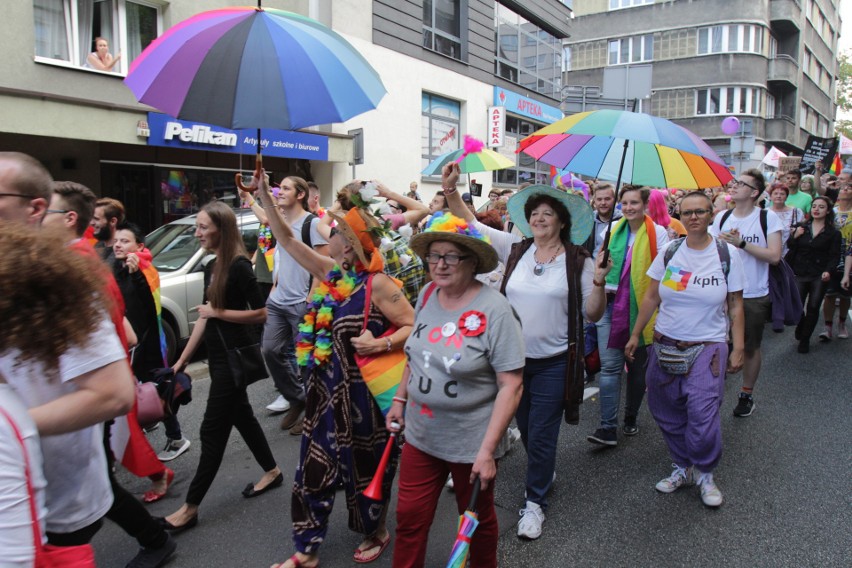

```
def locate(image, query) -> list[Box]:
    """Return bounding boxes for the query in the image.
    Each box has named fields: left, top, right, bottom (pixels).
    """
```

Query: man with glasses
left=710, top=170, right=782, bottom=418
left=0, top=152, right=52, bottom=224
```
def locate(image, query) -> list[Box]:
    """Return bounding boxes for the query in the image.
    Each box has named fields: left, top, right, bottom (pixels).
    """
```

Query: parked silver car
left=145, top=210, right=261, bottom=362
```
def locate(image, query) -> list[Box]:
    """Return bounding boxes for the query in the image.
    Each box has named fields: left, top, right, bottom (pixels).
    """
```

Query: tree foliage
left=836, top=52, right=852, bottom=113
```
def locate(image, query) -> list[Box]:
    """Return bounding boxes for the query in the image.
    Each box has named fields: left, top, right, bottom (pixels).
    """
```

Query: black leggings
left=795, top=275, right=828, bottom=342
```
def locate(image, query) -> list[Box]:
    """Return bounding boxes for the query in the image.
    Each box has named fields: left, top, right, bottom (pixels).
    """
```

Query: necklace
left=533, top=245, right=562, bottom=276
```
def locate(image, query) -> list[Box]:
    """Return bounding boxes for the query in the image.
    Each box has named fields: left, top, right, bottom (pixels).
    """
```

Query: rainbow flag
left=830, top=152, right=843, bottom=175
left=136, top=248, right=168, bottom=366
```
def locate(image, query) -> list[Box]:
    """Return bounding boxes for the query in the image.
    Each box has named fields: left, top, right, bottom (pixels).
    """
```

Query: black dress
left=185, top=256, right=277, bottom=506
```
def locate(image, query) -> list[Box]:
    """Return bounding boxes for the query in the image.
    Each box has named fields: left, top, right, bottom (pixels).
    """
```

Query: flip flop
left=142, top=467, right=175, bottom=503
left=242, top=472, right=284, bottom=498
left=353, top=533, right=390, bottom=563
left=271, top=554, right=319, bottom=568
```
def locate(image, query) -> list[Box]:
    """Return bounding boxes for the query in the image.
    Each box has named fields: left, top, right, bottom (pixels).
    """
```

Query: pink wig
left=647, top=190, right=671, bottom=227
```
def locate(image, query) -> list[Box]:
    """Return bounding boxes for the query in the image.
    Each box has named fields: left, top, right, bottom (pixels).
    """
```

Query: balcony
left=769, top=0, right=803, bottom=35
left=767, top=55, right=799, bottom=89
left=765, top=116, right=800, bottom=149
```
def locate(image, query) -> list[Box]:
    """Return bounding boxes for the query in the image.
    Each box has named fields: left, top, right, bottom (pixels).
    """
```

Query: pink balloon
left=721, top=116, right=740, bottom=135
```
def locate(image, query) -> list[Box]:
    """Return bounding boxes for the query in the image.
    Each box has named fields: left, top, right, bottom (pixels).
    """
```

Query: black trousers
left=186, top=352, right=277, bottom=505
left=795, top=275, right=828, bottom=342
left=104, top=422, right=168, bottom=549
left=46, top=519, right=103, bottom=546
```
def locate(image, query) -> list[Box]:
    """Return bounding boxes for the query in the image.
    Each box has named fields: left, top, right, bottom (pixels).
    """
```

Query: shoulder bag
left=0, top=407, right=96, bottom=567
left=216, top=323, right=269, bottom=390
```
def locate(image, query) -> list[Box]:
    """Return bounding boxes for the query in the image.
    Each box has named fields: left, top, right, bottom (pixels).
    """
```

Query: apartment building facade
left=563, top=0, right=841, bottom=171
left=0, top=0, right=572, bottom=231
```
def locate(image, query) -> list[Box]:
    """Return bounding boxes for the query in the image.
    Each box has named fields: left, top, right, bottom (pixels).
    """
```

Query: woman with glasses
left=387, top=212, right=525, bottom=568
left=626, top=191, right=745, bottom=508
left=257, top=174, right=415, bottom=568
left=442, top=163, right=609, bottom=540
left=786, top=196, right=840, bottom=353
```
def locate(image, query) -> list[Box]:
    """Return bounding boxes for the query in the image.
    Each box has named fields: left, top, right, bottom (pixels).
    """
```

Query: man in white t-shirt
left=710, top=169, right=782, bottom=418
left=262, top=176, right=329, bottom=434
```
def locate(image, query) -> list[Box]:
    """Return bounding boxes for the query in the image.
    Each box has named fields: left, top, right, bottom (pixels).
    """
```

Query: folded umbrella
left=446, top=477, right=481, bottom=568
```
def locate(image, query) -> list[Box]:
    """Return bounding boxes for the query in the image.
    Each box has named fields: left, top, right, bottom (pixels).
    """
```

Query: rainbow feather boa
left=296, top=266, right=369, bottom=370
left=424, top=213, right=491, bottom=243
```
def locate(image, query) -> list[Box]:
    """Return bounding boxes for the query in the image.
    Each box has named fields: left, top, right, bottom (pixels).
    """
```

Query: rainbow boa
left=296, top=266, right=369, bottom=370
left=257, top=223, right=275, bottom=271
left=137, top=248, right=168, bottom=366
left=424, top=212, right=491, bottom=243
left=605, top=216, right=659, bottom=348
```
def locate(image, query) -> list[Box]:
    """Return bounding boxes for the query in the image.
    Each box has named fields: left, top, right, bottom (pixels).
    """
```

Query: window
left=697, top=24, right=762, bottom=55
left=800, top=103, right=808, bottom=129
left=695, top=87, right=762, bottom=116
left=422, top=93, right=461, bottom=174
left=494, top=115, right=549, bottom=187
left=608, top=34, right=653, bottom=65
left=609, top=0, right=653, bottom=10
left=765, top=93, right=776, bottom=119
left=423, top=0, right=463, bottom=60
left=494, top=4, right=561, bottom=97
left=33, top=0, right=161, bottom=74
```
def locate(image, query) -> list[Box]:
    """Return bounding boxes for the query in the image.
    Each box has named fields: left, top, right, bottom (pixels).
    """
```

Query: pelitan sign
left=146, top=113, right=329, bottom=161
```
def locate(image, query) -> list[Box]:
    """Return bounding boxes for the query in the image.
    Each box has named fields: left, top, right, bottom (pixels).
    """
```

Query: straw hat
left=506, top=184, right=594, bottom=244
left=409, top=213, right=498, bottom=274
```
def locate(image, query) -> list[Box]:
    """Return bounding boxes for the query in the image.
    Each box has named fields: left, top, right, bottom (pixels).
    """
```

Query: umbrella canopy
left=519, top=110, right=733, bottom=189
left=445, top=478, right=481, bottom=568
left=125, top=6, right=386, bottom=130
left=422, top=147, right=514, bottom=176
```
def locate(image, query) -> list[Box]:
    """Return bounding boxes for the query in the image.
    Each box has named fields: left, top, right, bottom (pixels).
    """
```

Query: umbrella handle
left=467, top=477, right=481, bottom=513
left=235, top=152, right=263, bottom=192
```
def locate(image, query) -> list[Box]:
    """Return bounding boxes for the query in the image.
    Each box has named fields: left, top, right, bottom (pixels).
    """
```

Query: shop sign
left=146, top=113, right=329, bottom=161
left=493, top=87, right=563, bottom=124
left=488, top=106, right=505, bottom=147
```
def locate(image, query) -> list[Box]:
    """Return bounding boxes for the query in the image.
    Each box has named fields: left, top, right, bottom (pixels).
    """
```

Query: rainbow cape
left=136, top=248, right=168, bottom=366
left=605, top=216, right=659, bottom=348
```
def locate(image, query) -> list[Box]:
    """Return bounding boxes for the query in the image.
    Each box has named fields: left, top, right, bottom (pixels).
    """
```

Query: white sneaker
left=266, top=395, right=291, bottom=413
left=445, top=475, right=454, bottom=491
left=517, top=501, right=545, bottom=540
left=158, top=438, right=191, bottom=462
left=655, top=464, right=694, bottom=494
left=507, top=427, right=521, bottom=447
left=838, top=321, right=849, bottom=339
left=697, top=472, right=723, bottom=507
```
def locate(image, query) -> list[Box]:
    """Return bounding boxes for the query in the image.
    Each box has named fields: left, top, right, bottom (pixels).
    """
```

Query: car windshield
left=147, top=223, right=200, bottom=272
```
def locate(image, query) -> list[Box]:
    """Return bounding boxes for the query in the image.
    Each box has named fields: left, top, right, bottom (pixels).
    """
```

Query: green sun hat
left=506, top=184, right=594, bottom=244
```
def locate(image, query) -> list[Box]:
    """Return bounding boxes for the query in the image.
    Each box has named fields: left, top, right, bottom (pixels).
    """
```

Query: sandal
left=271, top=553, right=319, bottom=568
left=142, top=467, right=175, bottom=503
left=353, top=533, right=390, bottom=563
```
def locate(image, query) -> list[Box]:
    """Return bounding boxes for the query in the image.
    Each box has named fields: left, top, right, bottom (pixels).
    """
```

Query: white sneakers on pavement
left=266, top=395, right=291, bottom=413
left=158, top=438, right=191, bottom=462
left=517, top=500, right=545, bottom=540
left=697, top=472, right=723, bottom=507
left=655, top=464, right=694, bottom=493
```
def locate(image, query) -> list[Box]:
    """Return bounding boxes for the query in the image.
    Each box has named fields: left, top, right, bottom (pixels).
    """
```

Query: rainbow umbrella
left=445, top=478, right=481, bottom=568
left=124, top=4, right=386, bottom=131
left=518, top=109, right=733, bottom=190
left=422, top=147, right=514, bottom=176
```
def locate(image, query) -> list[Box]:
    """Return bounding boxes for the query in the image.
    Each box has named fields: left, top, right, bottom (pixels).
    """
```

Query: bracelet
left=593, top=279, right=606, bottom=287
left=249, top=199, right=256, bottom=207
left=442, top=186, right=457, bottom=194
left=385, top=337, right=393, bottom=352
left=392, top=396, right=407, bottom=404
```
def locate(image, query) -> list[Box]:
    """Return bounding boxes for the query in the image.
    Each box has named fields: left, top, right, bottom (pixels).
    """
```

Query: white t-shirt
left=598, top=222, right=670, bottom=292
left=648, top=239, right=745, bottom=342
left=270, top=213, right=327, bottom=306
left=0, top=316, right=125, bottom=534
left=710, top=208, right=782, bottom=298
left=0, top=384, right=46, bottom=566
left=473, top=221, right=595, bottom=359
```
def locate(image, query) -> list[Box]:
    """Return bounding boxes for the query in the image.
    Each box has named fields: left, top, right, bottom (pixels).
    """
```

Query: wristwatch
left=739, top=240, right=747, bottom=249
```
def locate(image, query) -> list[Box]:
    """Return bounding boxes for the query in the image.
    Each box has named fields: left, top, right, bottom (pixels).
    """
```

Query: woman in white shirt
left=442, top=163, right=609, bottom=540
left=625, top=191, right=745, bottom=508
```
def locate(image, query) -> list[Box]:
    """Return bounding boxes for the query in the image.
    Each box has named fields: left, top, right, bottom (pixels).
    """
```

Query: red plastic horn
left=363, top=423, right=399, bottom=501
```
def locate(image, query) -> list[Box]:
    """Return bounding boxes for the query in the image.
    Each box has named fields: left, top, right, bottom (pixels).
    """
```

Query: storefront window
left=422, top=92, right=461, bottom=175
left=33, top=0, right=162, bottom=74
left=494, top=116, right=549, bottom=187
left=159, top=168, right=241, bottom=221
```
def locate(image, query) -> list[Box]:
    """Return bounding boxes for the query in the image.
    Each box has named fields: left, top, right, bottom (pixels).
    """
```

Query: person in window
left=86, top=37, right=121, bottom=72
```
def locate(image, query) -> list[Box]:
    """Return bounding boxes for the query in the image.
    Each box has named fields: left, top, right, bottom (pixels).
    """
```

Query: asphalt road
left=94, top=325, right=851, bottom=568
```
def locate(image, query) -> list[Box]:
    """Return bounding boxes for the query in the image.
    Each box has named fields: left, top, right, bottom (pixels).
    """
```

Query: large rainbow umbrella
left=124, top=4, right=386, bottom=131
left=518, top=109, right=733, bottom=190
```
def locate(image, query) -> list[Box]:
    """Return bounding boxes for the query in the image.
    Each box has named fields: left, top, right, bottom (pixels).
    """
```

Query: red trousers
left=392, top=443, right=498, bottom=568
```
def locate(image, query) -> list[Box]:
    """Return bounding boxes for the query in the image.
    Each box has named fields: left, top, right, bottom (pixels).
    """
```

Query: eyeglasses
left=329, top=227, right=339, bottom=237
left=735, top=179, right=758, bottom=191
left=45, top=209, right=69, bottom=215
left=680, top=209, right=711, bottom=218
left=424, top=253, right=470, bottom=266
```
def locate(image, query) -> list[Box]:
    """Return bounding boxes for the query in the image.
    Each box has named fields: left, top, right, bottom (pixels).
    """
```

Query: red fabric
left=392, top=443, right=498, bottom=568
left=69, top=239, right=165, bottom=479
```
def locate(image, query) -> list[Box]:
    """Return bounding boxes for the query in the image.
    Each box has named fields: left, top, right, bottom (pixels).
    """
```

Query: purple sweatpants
left=646, top=342, right=727, bottom=473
